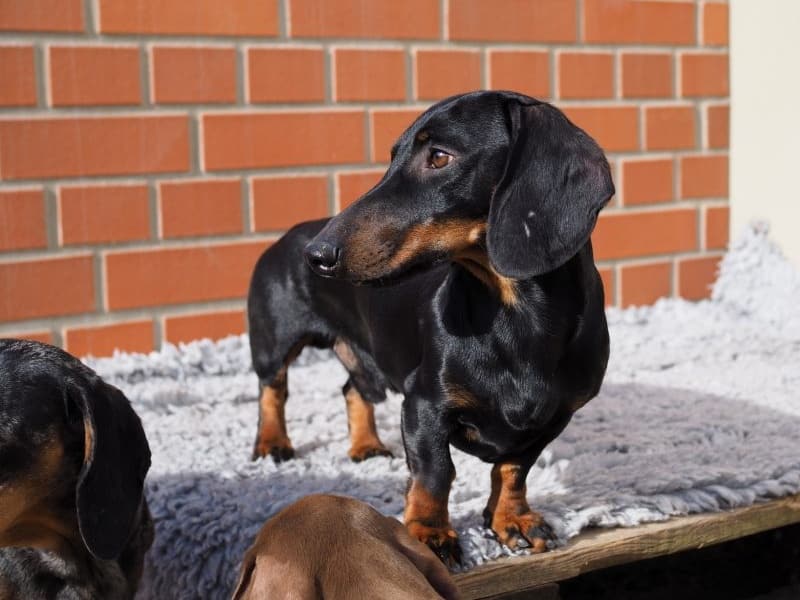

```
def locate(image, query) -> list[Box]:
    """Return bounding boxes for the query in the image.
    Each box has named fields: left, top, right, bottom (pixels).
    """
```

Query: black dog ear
left=72, top=379, right=151, bottom=560
left=487, top=98, right=614, bottom=278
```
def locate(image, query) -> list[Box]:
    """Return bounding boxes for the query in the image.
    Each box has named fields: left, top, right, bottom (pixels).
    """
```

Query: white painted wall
left=730, top=0, right=800, bottom=265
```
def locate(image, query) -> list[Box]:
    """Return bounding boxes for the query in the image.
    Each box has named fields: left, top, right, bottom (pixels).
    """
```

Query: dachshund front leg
left=401, top=398, right=461, bottom=567
left=483, top=412, right=572, bottom=551
left=483, top=458, right=555, bottom=552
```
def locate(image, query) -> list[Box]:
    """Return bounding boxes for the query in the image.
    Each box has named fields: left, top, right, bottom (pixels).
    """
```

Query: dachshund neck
left=452, top=247, right=518, bottom=307
left=452, top=243, right=593, bottom=319
left=0, top=512, right=83, bottom=563
left=1, top=513, right=135, bottom=599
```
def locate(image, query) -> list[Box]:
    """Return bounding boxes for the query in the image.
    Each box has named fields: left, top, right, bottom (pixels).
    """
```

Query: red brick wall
left=0, top=0, right=729, bottom=356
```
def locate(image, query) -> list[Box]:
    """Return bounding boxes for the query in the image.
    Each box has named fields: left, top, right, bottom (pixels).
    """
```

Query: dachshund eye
left=427, top=149, right=452, bottom=169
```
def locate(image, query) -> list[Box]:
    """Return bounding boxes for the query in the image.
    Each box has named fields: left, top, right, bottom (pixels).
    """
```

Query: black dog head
left=304, top=90, right=614, bottom=283
left=0, top=340, right=152, bottom=576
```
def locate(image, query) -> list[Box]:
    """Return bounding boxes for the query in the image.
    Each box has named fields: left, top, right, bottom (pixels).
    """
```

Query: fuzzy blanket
left=86, top=225, right=800, bottom=600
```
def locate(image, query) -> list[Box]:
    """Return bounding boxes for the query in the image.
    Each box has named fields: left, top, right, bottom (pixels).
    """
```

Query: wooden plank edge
left=454, top=494, right=800, bottom=599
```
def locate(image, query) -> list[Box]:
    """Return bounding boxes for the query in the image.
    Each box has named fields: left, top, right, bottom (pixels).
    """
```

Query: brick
left=0, top=189, right=46, bottom=251
left=370, top=108, right=422, bottom=163
left=60, top=184, right=150, bottom=245
left=703, top=2, right=729, bottom=46
left=592, top=209, right=697, bottom=260
left=598, top=266, right=614, bottom=307
left=489, top=51, right=550, bottom=99
left=563, top=107, right=639, bottom=152
left=337, top=170, right=383, bottom=210
left=645, top=106, right=696, bottom=151
left=0, top=46, right=36, bottom=106
left=0, top=116, right=189, bottom=180
left=152, top=47, right=236, bottom=104
left=105, top=242, right=267, bottom=310
left=252, top=175, right=329, bottom=231
left=248, top=48, right=325, bottom=103
left=164, top=309, right=246, bottom=345
left=621, top=159, right=673, bottom=206
left=416, top=50, right=481, bottom=101
left=160, top=180, right=243, bottom=238
left=65, top=320, right=154, bottom=358
left=705, top=205, right=729, bottom=250
left=707, top=104, right=729, bottom=149
left=0, top=255, right=94, bottom=321
left=450, top=0, right=575, bottom=43
left=681, top=155, right=728, bottom=199
left=678, top=255, right=721, bottom=300
left=203, top=111, right=365, bottom=171
left=584, top=0, right=695, bottom=45
left=0, top=0, right=83, bottom=32
left=558, top=52, right=613, bottom=99
left=621, top=53, right=672, bottom=98
left=289, top=0, right=439, bottom=39
left=50, top=46, right=140, bottom=107
left=334, top=48, right=406, bottom=102
left=5, top=331, right=53, bottom=344
left=98, top=0, right=278, bottom=36
left=681, top=53, right=729, bottom=97
left=620, top=262, right=671, bottom=307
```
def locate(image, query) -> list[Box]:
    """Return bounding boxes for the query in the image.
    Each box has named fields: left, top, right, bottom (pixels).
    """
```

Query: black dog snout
left=304, top=240, right=341, bottom=276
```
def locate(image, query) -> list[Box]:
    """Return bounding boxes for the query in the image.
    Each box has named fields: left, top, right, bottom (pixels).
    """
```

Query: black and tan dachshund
left=247, top=90, right=613, bottom=563
left=0, top=339, right=153, bottom=599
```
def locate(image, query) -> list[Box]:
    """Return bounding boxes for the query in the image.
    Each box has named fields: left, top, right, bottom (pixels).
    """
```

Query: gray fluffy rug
left=87, top=225, right=800, bottom=600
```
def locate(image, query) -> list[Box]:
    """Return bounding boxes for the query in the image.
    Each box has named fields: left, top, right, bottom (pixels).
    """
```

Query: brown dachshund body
left=232, top=495, right=460, bottom=600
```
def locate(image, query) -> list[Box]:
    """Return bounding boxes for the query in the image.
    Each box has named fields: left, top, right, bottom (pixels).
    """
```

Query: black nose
left=304, top=240, right=341, bottom=276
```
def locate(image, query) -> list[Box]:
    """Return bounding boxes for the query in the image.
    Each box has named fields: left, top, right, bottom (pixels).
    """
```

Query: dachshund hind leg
left=333, top=338, right=392, bottom=462
left=251, top=339, right=309, bottom=462
left=252, top=368, right=294, bottom=462
left=343, top=379, right=393, bottom=462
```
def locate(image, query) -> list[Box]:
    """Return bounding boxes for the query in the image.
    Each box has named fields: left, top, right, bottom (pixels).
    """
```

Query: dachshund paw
left=348, top=443, right=393, bottom=462
left=484, top=508, right=555, bottom=552
left=406, top=521, right=462, bottom=568
left=252, top=439, right=295, bottom=463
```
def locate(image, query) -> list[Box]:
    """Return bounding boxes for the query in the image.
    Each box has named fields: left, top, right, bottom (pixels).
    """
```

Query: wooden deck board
left=454, top=494, right=800, bottom=599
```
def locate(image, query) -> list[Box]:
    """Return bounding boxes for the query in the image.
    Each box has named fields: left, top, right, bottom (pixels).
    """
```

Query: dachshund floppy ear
left=73, top=379, right=151, bottom=560
left=487, top=99, right=614, bottom=278
left=231, top=546, right=257, bottom=600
